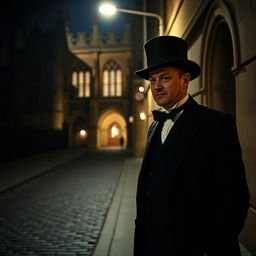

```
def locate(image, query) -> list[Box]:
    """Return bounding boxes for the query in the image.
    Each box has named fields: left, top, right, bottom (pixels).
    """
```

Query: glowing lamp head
left=140, top=112, right=146, bottom=120
left=99, top=3, right=117, bottom=16
left=80, top=129, right=87, bottom=136
left=138, top=86, right=145, bottom=92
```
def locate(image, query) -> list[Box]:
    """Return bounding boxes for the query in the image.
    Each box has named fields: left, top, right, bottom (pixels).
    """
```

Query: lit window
left=71, top=70, right=91, bottom=98
left=72, top=72, right=77, bottom=86
left=85, top=71, right=90, bottom=97
left=103, top=70, right=109, bottom=96
left=102, top=60, right=122, bottom=97
left=79, top=71, right=84, bottom=97
left=116, top=69, right=122, bottom=96
left=110, top=70, right=115, bottom=96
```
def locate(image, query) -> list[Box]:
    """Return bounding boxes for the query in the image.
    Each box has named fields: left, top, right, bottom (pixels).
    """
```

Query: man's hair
left=177, top=68, right=188, bottom=78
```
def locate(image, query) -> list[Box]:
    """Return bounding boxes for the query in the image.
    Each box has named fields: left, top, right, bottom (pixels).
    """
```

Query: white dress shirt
left=161, top=94, right=189, bottom=143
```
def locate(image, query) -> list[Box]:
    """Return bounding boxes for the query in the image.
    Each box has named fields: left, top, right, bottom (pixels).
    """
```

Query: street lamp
left=99, top=3, right=163, bottom=36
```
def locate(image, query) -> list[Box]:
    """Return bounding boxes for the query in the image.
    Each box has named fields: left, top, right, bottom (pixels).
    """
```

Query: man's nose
left=153, top=79, right=163, bottom=90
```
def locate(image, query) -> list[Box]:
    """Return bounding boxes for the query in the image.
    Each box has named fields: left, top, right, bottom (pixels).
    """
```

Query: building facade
left=0, top=14, right=73, bottom=161
left=66, top=21, right=133, bottom=149
left=142, top=0, right=256, bottom=253
left=0, top=13, right=137, bottom=161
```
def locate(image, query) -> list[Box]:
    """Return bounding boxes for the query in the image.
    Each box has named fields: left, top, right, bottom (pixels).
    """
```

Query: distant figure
left=119, top=135, right=124, bottom=148
left=134, top=35, right=250, bottom=256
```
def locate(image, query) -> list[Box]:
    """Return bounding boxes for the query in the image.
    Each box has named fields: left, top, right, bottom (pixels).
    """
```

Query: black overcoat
left=134, top=96, right=250, bottom=256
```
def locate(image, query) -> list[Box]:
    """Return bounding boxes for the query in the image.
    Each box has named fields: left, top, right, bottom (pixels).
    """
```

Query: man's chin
left=156, top=102, right=167, bottom=109
left=154, top=99, right=165, bottom=106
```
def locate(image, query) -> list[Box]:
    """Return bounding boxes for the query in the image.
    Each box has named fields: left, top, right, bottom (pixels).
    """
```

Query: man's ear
left=182, top=73, right=191, bottom=89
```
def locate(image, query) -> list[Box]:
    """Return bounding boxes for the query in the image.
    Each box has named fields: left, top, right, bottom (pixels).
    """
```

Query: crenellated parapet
left=66, top=22, right=132, bottom=51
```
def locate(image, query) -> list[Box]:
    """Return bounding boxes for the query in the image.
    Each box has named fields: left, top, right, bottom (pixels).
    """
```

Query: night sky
left=2, top=0, right=141, bottom=35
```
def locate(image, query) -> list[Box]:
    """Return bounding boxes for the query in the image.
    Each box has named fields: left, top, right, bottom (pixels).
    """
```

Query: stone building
left=0, top=15, right=73, bottom=161
left=66, top=21, right=133, bottom=149
left=0, top=12, right=140, bottom=161
left=141, top=0, right=256, bottom=253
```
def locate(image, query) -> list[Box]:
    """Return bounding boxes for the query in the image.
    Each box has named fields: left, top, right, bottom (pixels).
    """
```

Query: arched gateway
left=97, top=109, right=127, bottom=148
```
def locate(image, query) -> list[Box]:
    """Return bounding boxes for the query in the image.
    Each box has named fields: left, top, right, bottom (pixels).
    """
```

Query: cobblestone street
left=0, top=149, right=129, bottom=256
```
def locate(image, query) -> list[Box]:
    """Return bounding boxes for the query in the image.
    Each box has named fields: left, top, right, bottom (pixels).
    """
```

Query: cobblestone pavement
left=0, top=149, right=129, bottom=256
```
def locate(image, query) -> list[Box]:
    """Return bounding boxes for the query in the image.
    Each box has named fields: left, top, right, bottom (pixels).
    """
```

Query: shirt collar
left=163, top=94, right=189, bottom=112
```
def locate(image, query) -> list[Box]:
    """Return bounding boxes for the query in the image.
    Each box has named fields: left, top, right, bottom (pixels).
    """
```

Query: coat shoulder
left=195, top=104, right=234, bottom=124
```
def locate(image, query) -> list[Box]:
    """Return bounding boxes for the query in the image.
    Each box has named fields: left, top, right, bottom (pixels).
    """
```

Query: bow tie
left=152, top=103, right=186, bottom=122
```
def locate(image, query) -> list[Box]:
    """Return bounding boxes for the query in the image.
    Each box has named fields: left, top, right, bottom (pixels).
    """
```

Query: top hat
left=135, top=36, right=201, bottom=80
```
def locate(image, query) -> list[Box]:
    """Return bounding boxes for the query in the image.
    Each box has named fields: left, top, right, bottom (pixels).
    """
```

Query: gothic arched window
left=103, top=60, right=122, bottom=97
left=72, top=70, right=91, bottom=98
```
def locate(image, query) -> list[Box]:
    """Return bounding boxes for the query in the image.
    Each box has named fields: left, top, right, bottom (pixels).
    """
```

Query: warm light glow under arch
left=97, top=109, right=127, bottom=148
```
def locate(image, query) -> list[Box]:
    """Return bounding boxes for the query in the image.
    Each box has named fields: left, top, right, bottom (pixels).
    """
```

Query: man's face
left=149, top=67, right=190, bottom=110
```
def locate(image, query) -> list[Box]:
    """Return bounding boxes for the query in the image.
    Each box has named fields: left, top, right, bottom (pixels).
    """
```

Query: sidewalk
left=93, top=157, right=142, bottom=256
left=0, top=147, right=89, bottom=194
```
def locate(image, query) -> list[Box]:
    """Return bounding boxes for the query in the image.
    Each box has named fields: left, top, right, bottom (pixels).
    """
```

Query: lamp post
left=99, top=3, right=163, bottom=36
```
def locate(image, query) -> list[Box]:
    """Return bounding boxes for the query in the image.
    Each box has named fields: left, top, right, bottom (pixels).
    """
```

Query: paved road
left=0, top=149, right=129, bottom=256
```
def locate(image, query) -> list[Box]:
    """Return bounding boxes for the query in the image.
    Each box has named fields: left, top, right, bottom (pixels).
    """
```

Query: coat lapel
left=140, top=121, right=159, bottom=170
left=141, top=97, right=200, bottom=182
left=144, top=121, right=158, bottom=155
left=158, top=98, right=200, bottom=184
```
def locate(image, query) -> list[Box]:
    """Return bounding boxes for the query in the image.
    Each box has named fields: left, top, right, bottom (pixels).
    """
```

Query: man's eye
left=149, top=79, right=156, bottom=84
left=161, top=76, right=170, bottom=81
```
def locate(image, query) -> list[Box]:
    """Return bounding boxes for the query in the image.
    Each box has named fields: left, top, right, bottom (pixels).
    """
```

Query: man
left=134, top=36, right=250, bottom=256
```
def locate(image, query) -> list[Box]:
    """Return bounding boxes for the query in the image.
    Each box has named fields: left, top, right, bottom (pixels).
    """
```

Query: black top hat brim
left=135, top=59, right=201, bottom=81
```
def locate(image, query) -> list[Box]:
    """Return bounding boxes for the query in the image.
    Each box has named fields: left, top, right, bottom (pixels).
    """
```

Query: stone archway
left=201, top=1, right=240, bottom=119
left=97, top=109, right=127, bottom=148
left=209, top=21, right=235, bottom=117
